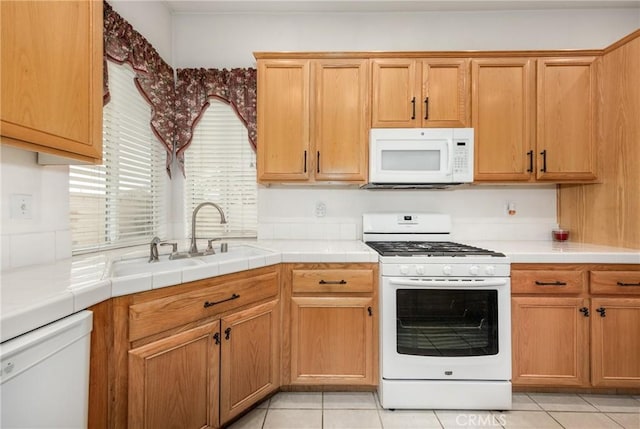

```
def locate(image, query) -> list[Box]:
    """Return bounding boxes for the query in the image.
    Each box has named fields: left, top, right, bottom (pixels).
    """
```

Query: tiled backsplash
left=1, top=229, right=72, bottom=270
left=258, top=216, right=558, bottom=242
left=258, top=217, right=359, bottom=240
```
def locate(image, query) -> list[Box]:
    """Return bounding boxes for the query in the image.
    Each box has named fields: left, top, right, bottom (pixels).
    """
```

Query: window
left=69, top=61, right=167, bottom=253
left=184, top=100, right=257, bottom=239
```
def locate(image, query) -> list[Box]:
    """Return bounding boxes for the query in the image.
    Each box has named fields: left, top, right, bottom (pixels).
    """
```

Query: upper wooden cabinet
left=257, top=58, right=369, bottom=184
left=371, top=58, right=469, bottom=128
left=257, top=60, right=310, bottom=182
left=472, top=58, right=534, bottom=182
left=0, top=0, right=103, bottom=163
left=536, top=57, right=598, bottom=181
left=473, top=56, right=599, bottom=183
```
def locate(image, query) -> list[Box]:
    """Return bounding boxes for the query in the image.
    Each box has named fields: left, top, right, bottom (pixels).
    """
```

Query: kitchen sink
left=194, top=244, right=274, bottom=263
left=110, top=256, right=201, bottom=277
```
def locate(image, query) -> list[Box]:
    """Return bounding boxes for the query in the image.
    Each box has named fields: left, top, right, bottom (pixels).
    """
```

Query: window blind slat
left=69, top=62, right=166, bottom=253
left=184, top=100, right=257, bottom=238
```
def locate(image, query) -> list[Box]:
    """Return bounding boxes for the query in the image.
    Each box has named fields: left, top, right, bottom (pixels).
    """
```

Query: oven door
left=381, top=277, right=511, bottom=381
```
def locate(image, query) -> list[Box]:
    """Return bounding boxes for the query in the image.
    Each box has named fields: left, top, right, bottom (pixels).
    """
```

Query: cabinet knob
left=224, top=327, right=232, bottom=339
left=579, top=307, right=590, bottom=317
left=596, top=307, right=606, bottom=318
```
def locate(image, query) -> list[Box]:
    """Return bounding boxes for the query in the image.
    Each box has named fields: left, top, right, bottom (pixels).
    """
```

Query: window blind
left=184, top=100, right=257, bottom=239
left=69, top=61, right=167, bottom=253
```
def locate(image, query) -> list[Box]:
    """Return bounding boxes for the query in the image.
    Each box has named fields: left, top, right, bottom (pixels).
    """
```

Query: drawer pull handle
left=319, top=280, right=347, bottom=285
left=204, top=293, right=240, bottom=308
left=535, top=281, right=567, bottom=286
left=617, top=281, right=640, bottom=287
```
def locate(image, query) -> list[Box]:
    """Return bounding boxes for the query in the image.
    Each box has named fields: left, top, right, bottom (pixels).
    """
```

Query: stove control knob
left=400, top=265, right=410, bottom=275
left=469, top=265, right=479, bottom=276
left=416, top=265, right=425, bottom=275
left=443, top=265, right=452, bottom=276
left=485, top=266, right=496, bottom=276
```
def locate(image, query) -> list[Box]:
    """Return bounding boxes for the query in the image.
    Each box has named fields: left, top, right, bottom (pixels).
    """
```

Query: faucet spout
left=149, top=236, right=161, bottom=262
left=190, top=202, right=227, bottom=254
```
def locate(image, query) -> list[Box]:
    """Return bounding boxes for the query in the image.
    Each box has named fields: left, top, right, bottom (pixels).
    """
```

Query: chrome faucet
left=190, top=202, right=227, bottom=255
left=149, top=236, right=161, bottom=262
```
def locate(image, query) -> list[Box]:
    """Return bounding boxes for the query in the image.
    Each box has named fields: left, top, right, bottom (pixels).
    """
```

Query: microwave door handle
left=447, top=139, right=454, bottom=174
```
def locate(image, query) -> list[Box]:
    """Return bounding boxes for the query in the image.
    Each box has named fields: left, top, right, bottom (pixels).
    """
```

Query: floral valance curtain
left=103, top=2, right=176, bottom=176
left=175, top=68, right=257, bottom=175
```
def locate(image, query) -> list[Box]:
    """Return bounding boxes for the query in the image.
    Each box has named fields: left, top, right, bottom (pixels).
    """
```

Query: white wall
left=173, top=8, right=640, bottom=68
left=109, top=0, right=174, bottom=63
left=172, top=7, right=639, bottom=240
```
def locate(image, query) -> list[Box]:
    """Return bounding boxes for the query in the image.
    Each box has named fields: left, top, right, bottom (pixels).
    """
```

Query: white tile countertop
left=1, top=238, right=638, bottom=343
left=470, top=240, right=640, bottom=264
left=0, top=239, right=377, bottom=343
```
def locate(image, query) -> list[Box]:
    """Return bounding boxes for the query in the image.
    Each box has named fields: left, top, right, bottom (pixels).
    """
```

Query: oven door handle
left=388, top=278, right=509, bottom=288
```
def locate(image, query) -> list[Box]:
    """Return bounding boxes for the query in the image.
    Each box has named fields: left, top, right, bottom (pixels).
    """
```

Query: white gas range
left=363, top=213, right=512, bottom=410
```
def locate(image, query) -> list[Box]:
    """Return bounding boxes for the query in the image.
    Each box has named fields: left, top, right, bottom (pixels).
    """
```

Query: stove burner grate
left=365, top=241, right=505, bottom=257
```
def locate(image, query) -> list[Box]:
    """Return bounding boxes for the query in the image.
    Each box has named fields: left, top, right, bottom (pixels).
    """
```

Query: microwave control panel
left=453, top=141, right=470, bottom=174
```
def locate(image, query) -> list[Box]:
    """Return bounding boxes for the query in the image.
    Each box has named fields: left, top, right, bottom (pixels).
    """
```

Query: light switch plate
left=11, top=194, right=33, bottom=219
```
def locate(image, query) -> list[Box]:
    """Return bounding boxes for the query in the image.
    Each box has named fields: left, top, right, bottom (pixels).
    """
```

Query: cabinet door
left=312, top=59, right=369, bottom=182
left=129, top=322, right=220, bottom=429
left=511, top=297, right=589, bottom=387
left=257, top=60, right=310, bottom=182
left=591, top=297, right=640, bottom=387
left=472, top=59, right=535, bottom=182
left=1, top=0, right=102, bottom=162
left=291, top=297, right=374, bottom=385
left=220, top=300, right=279, bottom=424
left=536, top=57, right=598, bottom=181
left=371, top=59, right=420, bottom=127
left=421, top=59, right=469, bottom=127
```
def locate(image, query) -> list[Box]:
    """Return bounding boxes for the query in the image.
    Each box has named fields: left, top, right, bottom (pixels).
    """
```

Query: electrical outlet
left=11, top=194, right=33, bottom=219
left=315, top=201, right=326, bottom=217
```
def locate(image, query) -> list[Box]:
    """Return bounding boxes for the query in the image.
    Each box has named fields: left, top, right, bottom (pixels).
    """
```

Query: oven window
left=396, top=289, right=498, bottom=357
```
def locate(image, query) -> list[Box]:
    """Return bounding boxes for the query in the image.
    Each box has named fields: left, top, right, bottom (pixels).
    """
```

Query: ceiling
left=164, top=0, right=640, bottom=14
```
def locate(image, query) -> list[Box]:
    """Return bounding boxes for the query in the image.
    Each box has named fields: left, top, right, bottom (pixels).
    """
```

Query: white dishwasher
left=0, top=310, right=93, bottom=429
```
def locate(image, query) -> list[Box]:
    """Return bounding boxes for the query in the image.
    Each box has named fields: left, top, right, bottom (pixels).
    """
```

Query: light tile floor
left=227, top=392, right=640, bottom=429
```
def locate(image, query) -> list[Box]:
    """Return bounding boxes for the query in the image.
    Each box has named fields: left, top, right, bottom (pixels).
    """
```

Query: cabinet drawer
left=511, top=270, right=585, bottom=294
left=590, top=271, right=640, bottom=295
left=292, top=269, right=374, bottom=293
left=129, top=271, right=278, bottom=341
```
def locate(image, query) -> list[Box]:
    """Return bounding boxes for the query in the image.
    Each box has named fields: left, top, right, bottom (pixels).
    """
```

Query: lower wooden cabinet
left=283, top=263, right=378, bottom=387
left=128, top=300, right=280, bottom=429
left=220, top=300, right=279, bottom=423
left=290, top=296, right=374, bottom=385
left=511, top=296, right=589, bottom=387
left=129, top=322, right=220, bottom=429
left=512, top=264, right=640, bottom=390
left=591, top=297, right=640, bottom=387
left=104, top=266, right=280, bottom=429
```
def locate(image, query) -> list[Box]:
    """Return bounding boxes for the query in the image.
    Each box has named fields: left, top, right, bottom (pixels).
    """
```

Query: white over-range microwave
left=365, top=128, right=474, bottom=189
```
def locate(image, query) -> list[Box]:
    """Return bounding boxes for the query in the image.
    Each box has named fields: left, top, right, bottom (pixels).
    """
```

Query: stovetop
left=365, top=241, right=506, bottom=258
